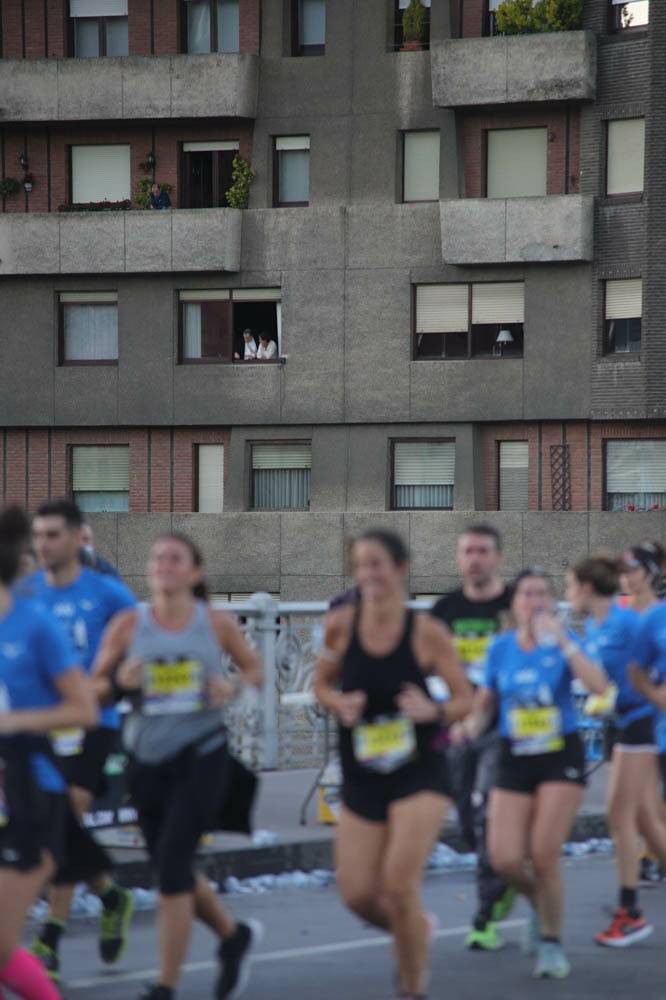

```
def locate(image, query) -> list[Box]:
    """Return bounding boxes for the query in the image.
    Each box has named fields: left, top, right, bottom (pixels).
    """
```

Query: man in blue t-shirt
left=21, top=500, right=136, bottom=985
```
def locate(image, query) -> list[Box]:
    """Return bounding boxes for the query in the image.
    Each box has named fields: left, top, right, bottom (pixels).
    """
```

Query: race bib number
left=0, top=758, right=8, bottom=827
left=51, top=727, right=85, bottom=758
left=454, top=635, right=489, bottom=667
left=142, top=659, right=206, bottom=716
left=508, top=706, right=564, bottom=756
left=353, top=717, right=417, bottom=774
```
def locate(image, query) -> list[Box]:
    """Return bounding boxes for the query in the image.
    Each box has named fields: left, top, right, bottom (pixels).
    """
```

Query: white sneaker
left=532, top=941, right=571, bottom=980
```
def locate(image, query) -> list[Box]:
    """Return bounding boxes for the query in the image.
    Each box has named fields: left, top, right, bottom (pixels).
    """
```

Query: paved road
left=47, top=856, right=666, bottom=1000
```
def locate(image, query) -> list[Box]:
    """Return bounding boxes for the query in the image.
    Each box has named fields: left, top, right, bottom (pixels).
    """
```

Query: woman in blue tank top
left=0, top=506, right=95, bottom=1000
left=93, top=533, right=264, bottom=1000
left=567, top=551, right=666, bottom=947
left=314, top=529, right=473, bottom=1000
left=467, top=568, right=606, bottom=982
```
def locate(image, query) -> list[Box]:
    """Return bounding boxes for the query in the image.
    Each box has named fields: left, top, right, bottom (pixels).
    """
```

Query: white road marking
left=67, top=918, right=526, bottom=990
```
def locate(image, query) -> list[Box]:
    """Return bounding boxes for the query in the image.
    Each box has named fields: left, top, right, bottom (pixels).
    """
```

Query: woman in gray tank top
left=93, top=532, right=263, bottom=1000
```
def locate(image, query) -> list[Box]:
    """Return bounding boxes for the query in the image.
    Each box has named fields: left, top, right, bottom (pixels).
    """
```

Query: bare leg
left=636, top=755, right=666, bottom=869
left=0, top=854, right=55, bottom=965
left=487, top=789, right=535, bottom=903
left=607, top=750, right=654, bottom=888
left=335, top=806, right=390, bottom=930
left=530, top=782, right=584, bottom=937
left=193, top=874, right=236, bottom=939
left=157, top=892, right=195, bottom=988
left=382, top=792, right=448, bottom=996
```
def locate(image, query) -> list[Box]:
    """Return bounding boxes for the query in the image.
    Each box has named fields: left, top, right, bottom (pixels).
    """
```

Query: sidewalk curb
left=111, top=812, right=609, bottom=890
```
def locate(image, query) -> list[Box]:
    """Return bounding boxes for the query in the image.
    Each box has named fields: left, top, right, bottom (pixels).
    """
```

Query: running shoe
left=136, top=986, right=173, bottom=1000
left=594, top=907, right=654, bottom=948
left=491, top=886, right=517, bottom=923
left=216, top=918, right=264, bottom=999
left=30, top=937, right=61, bottom=983
left=99, top=885, right=135, bottom=963
left=465, top=921, right=502, bottom=951
left=639, top=857, right=663, bottom=886
left=532, top=941, right=570, bottom=979
left=522, top=906, right=540, bottom=956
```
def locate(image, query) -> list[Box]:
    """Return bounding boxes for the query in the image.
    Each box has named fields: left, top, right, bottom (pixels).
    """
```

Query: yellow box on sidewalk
left=317, top=784, right=340, bottom=824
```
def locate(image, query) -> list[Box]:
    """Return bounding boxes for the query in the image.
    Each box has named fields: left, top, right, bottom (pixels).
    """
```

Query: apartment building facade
left=0, top=0, right=661, bottom=596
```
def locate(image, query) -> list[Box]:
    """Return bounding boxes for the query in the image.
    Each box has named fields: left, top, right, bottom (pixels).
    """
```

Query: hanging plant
left=0, top=177, right=20, bottom=198
left=225, top=154, right=256, bottom=209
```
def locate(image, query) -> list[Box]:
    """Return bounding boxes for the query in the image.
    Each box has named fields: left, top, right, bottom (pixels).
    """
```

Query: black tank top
left=338, top=609, right=439, bottom=781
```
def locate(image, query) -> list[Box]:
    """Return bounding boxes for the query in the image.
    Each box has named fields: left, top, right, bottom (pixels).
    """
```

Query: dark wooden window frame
left=181, top=0, right=239, bottom=54
left=68, top=15, right=128, bottom=57
left=389, top=437, right=455, bottom=511
left=58, top=296, right=119, bottom=366
left=273, top=139, right=310, bottom=208
left=412, top=282, right=525, bottom=361
left=248, top=439, right=313, bottom=511
left=178, top=292, right=282, bottom=365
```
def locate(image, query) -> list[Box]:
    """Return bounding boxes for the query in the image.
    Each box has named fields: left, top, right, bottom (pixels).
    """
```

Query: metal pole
left=250, top=591, right=280, bottom=770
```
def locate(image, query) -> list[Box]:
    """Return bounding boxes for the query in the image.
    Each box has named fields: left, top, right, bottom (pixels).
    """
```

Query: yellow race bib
left=50, top=727, right=85, bottom=758
left=142, top=660, right=206, bottom=716
left=353, top=717, right=417, bottom=774
left=508, top=706, right=564, bottom=756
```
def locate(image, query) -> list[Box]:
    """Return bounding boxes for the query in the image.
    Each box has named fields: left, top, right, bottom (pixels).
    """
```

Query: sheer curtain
left=253, top=469, right=310, bottom=509
left=64, top=304, right=118, bottom=361
left=183, top=304, right=202, bottom=358
left=187, top=0, right=211, bottom=52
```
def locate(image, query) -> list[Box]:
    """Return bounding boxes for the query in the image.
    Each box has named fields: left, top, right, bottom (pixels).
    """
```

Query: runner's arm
left=91, top=609, right=139, bottom=704
left=0, top=667, right=96, bottom=735
left=401, top=615, right=473, bottom=725
left=211, top=610, right=264, bottom=689
left=313, top=610, right=366, bottom=726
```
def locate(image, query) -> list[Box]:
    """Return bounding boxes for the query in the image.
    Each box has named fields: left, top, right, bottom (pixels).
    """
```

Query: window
left=178, top=289, right=281, bottom=363
left=59, top=292, right=118, bottom=364
left=606, top=440, right=666, bottom=511
left=392, top=441, right=455, bottom=510
left=611, top=0, right=649, bottom=31
left=71, top=145, right=130, bottom=204
left=605, top=279, right=642, bottom=354
left=403, top=131, right=440, bottom=203
left=499, top=442, right=528, bottom=511
left=183, top=0, right=240, bottom=53
left=69, top=0, right=128, bottom=56
left=485, top=0, right=503, bottom=36
left=274, top=136, right=310, bottom=207
left=293, top=0, right=326, bottom=55
left=251, top=443, right=311, bottom=510
left=607, top=118, right=645, bottom=196
left=180, top=141, right=238, bottom=209
left=71, top=445, right=129, bottom=512
left=393, top=0, right=431, bottom=51
left=415, top=282, right=524, bottom=359
left=487, top=128, right=547, bottom=199
left=196, top=444, right=224, bottom=513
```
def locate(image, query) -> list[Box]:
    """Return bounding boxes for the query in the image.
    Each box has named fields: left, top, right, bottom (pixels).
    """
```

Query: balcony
left=440, top=195, right=594, bottom=265
left=0, top=53, right=259, bottom=123
left=0, top=209, right=242, bottom=275
left=431, top=31, right=596, bottom=108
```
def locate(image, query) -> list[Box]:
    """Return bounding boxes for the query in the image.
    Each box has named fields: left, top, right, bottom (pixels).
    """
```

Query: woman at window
left=256, top=333, right=277, bottom=360
left=468, top=568, right=606, bottom=980
left=314, top=528, right=472, bottom=1000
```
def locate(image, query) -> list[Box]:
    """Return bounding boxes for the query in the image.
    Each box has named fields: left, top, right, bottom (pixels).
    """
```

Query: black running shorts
left=0, top=790, right=67, bottom=872
left=613, top=714, right=656, bottom=752
left=342, top=755, right=450, bottom=823
left=494, top=733, right=586, bottom=796
left=57, top=726, right=116, bottom=797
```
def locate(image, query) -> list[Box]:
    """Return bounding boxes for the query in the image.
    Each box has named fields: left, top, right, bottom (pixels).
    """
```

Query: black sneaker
left=136, top=985, right=173, bottom=1000
left=216, top=919, right=264, bottom=999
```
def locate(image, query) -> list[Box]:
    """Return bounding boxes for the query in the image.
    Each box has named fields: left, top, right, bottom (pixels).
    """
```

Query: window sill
left=598, top=353, right=641, bottom=363
left=179, top=359, right=282, bottom=366
left=391, top=507, right=454, bottom=512
left=59, top=360, right=118, bottom=366
left=600, top=194, right=644, bottom=206
left=412, top=355, right=523, bottom=362
left=250, top=507, right=310, bottom=512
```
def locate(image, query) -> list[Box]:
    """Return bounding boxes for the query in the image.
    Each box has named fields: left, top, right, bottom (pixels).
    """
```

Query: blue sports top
left=631, top=603, right=666, bottom=702
left=19, top=568, right=135, bottom=729
left=0, top=596, right=78, bottom=791
left=484, top=631, right=579, bottom=751
left=582, top=604, right=651, bottom=729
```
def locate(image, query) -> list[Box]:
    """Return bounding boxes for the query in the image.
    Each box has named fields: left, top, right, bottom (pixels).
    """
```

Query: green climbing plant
left=495, top=0, right=582, bottom=34
left=225, top=154, right=256, bottom=209
left=0, top=177, right=20, bottom=198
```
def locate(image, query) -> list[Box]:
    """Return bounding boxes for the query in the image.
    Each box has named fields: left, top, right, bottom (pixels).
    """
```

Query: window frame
left=273, top=136, right=311, bottom=208
left=412, top=282, right=525, bottom=361
left=69, top=14, right=129, bottom=57
left=604, top=438, right=666, bottom=512
left=58, top=293, right=119, bottom=366
left=392, top=0, right=431, bottom=51
left=291, top=0, right=326, bottom=56
left=249, top=440, right=312, bottom=511
left=603, top=278, right=642, bottom=356
left=390, top=437, right=455, bottom=511
left=194, top=443, right=225, bottom=513
left=181, top=0, right=240, bottom=54
left=609, top=0, right=649, bottom=34
left=497, top=440, right=529, bottom=512
left=177, top=289, right=282, bottom=365
left=68, top=443, right=130, bottom=513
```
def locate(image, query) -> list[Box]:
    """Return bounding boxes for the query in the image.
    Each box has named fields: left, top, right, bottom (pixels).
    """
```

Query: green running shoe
left=465, top=921, right=503, bottom=951
left=99, top=886, right=135, bottom=964
left=491, top=886, right=517, bottom=923
left=31, top=937, right=61, bottom=983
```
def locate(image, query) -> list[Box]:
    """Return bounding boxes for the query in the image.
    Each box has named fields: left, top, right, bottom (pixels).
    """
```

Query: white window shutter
left=71, top=145, right=130, bottom=203
left=607, top=119, right=645, bottom=195
left=416, top=285, right=468, bottom=333
left=499, top=442, right=528, bottom=511
left=198, top=445, right=224, bottom=513
left=472, top=283, right=525, bottom=324
left=487, top=128, right=547, bottom=199
left=605, top=279, right=642, bottom=320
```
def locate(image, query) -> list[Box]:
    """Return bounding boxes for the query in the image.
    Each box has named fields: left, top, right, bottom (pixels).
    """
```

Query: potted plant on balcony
left=402, top=0, right=427, bottom=50
left=495, top=0, right=582, bottom=34
left=225, top=154, right=256, bottom=209
left=0, top=177, right=20, bottom=198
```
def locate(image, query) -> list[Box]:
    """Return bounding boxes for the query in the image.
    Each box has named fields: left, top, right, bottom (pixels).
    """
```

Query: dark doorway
left=181, top=149, right=236, bottom=208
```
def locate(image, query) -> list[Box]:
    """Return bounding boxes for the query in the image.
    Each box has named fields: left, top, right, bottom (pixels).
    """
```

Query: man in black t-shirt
left=431, top=523, right=513, bottom=951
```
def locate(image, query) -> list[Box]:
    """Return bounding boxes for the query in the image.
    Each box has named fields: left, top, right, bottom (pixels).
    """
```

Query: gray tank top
left=123, top=600, right=227, bottom=765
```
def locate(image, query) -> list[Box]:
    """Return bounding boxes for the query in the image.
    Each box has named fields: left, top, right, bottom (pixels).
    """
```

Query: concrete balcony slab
left=440, top=195, right=594, bottom=264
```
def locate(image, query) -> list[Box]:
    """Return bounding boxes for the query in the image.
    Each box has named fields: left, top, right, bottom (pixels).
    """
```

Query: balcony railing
left=0, top=208, right=242, bottom=275
left=431, top=31, right=596, bottom=107
left=440, top=195, right=594, bottom=265
left=0, top=53, right=259, bottom=123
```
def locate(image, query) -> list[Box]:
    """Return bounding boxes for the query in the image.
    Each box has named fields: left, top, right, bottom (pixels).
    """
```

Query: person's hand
left=207, top=675, right=240, bottom=708
left=395, top=683, right=438, bottom=723
left=116, top=657, right=143, bottom=692
left=336, top=690, right=367, bottom=727
left=234, top=352, right=240, bottom=360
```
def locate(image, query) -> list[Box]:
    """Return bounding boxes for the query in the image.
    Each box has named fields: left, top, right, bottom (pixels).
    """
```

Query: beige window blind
left=605, top=279, right=642, bottom=320
left=416, top=285, right=468, bottom=333
left=404, top=131, right=440, bottom=202
left=197, top=445, right=224, bottom=514
left=499, top=441, right=529, bottom=511
left=607, top=119, right=645, bottom=195
left=487, top=128, right=547, bottom=199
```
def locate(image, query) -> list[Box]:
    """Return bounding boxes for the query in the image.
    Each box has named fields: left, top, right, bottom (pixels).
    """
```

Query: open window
left=610, top=0, right=649, bottom=32
left=605, top=279, right=642, bottom=354
left=178, top=289, right=281, bottom=364
left=393, top=0, right=431, bottom=51
left=181, top=141, right=238, bottom=209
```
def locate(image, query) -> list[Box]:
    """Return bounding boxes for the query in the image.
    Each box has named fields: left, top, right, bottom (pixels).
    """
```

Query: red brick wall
left=2, top=427, right=229, bottom=512
left=3, top=0, right=258, bottom=58
left=462, top=109, right=581, bottom=199
left=1, top=121, right=254, bottom=212
left=461, top=0, right=485, bottom=37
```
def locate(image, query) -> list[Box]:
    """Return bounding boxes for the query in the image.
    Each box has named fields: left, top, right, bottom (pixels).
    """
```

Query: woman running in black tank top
left=315, top=529, right=472, bottom=1000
